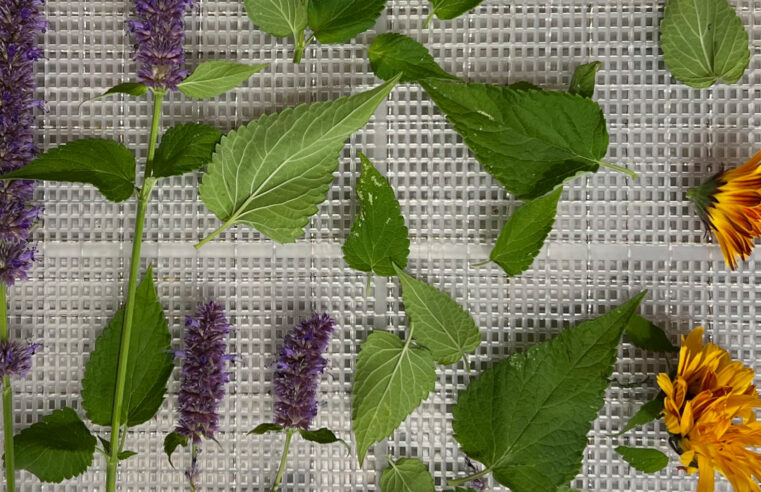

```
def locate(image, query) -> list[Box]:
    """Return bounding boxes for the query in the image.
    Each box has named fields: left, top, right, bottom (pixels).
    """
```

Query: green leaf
left=308, top=0, right=386, bottom=44
left=299, top=428, right=350, bottom=451
left=620, top=395, right=665, bottom=435
left=394, top=265, right=480, bottom=365
left=197, top=75, right=400, bottom=246
left=249, top=423, right=284, bottom=435
left=342, top=153, right=410, bottom=277
left=556, top=487, right=581, bottom=492
left=352, top=331, right=436, bottom=466
left=368, top=33, right=459, bottom=83
left=489, top=187, right=562, bottom=276
left=429, top=0, right=485, bottom=21
left=568, top=61, right=602, bottom=98
left=118, top=451, right=137, bottom=461
left=81, top=266, right=173, bottom=427
left=178, top=61, right=268, bottom=99
left=97, top=435, right=111, bottom=455
left=85, top=82, right=148, bottom=103
left=0, top=138, right=136, bottom=202
left=615, top=446, right=669, bottom=473
left=244, top=0, right=308, bottom=37
left=152, top=123, right=222, bottom=178
left=420, top=79, right=611, bottom=199
left=14, top=408, right=97, bottom=483
left=452, top=293, right=646, bottom=491
left=625, top=315, right=678, bottom=353
left=163, top=432, right=189, bottom=467
left=380, top=458, right=435, bottom=492
left=660, top=0, right=750, bottom=88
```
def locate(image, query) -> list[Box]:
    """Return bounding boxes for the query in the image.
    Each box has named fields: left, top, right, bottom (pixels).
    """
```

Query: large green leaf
left=660, top=0, right=749, bottom=88
left=243, top=0, right=308, bottom=38
left=489, top=188, right=562, bottom=276
left=152, top=123, right=222, bottom=178
left=429, top=0, right=485, bottom=21
left=342, top=153, right=410, bottom=277
left=368, top=33, right=459, bottom=83
left=177, top=61, right=267, bottom=99
left=420, top=79, right=609, bottom=199
left=0, top=138, right=136, bottom=202
left=616, top=446, right=669, bottom=473
left=380, top=457, right=435, bottom=492
left=394, top=265, right=480, bottom=365
left=308, top=0, right=387, bottom=44
left=14, top=408, right=97, bottom=483
left=353, top=331, right=436, bottom=465
left=452, top=293, right=645, bottom=491
left=197, top=75, right=400, bottom=246
left=81, top=266, right=173, bottom=427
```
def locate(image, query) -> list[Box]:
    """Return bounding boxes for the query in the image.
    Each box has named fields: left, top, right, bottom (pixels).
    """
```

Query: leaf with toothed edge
left=380, top=457, right=435, bottom=492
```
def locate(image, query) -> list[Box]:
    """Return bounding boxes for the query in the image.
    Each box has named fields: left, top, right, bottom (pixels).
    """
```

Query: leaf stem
left=0, top=283, right=14, bottom=492
left=470, top=259, right=491, bottom=268
left=194, top=217, right=234, bottom=249
left=447, top=467, right=491, bottom=487
left=293, top=30, right=307, bottom=64
left=597, top=160, right=637, bottom=179
left=105, top=90, right=164, bottom=492
left=271, top=429, right=295, bottom=492
left=424, top=11, right=435, bottom=28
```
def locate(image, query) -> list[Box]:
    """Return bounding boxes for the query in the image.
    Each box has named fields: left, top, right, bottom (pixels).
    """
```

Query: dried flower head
left=0, top=340, right=40, bottom=382
left=657, top=327, right=761, bottom=492
left=687, top=150, right=761, bottom=270
left=273, top=313, right=336, bottom=430
left=128, top=0, right=194, bottom=91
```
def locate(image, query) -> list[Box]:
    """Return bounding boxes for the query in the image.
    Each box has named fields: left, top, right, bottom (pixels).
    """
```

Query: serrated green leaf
left=84, top=82, right=148, bottom=104
left=244, top=0, right=308, bottom=37
left=420, top=79, right=612, bottom=199
left=178, top=61, right=267, bottom=99
left=380, top=458, right=435, bottom=492
left=616, top=446, right=669, bottom=473
left=660, top=0, right=750, bottom=88
left=249, top=423, right=284, bottom=435
left=308, top=0, right=386, bottom=44
left=625, top=315, right=678, bottom=353
left=299, top=428, right=350, bottom=451
left=197, top=76, right=400, bottom=246
left=0, top=138, right=136, bottom=202
left=489, top=187, right=562, bottom=276
left=568, top=61, right=602, bottom=98
left=394, top=265, right=480, bottom=365
left=429, top=0, right=484, bottom=21
left=342, top=153, right=409, bottom=277
left=352, top=331, right=436, bottom=466
left=620, top=395, right=665, bottom=435
left=163, top=432, right=189, bottom=467
left=453, top=293, right=646, bottom=491
left=368, top=33, right=459, bottom=83
left=152, top=123, right=222, bottom=178
left=14, top=408, right=97, bottom=483
left=81, top=266, right=173, bottom=427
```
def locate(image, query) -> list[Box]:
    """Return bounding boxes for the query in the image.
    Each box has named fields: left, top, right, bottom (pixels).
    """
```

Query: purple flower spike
left=0, top=340, right=40, bottom=382
left=128, top=0, right=194, bottom=91
left=175, top=301, right=232, bottom=444
left=273, top=313, right=336, bottom=430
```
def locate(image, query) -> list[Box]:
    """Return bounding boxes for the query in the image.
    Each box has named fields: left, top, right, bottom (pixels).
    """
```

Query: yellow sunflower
left=658, top=327, right=761, bottom=492
left=686, top=149, right=761, bottom=270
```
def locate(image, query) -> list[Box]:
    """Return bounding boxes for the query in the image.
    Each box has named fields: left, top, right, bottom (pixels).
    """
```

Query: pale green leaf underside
left=152, top=123, right=222, bottom=178
left=452, top=293, right=645, bottom=492
left=369, top=33, right=459, bottom=83
left=308, top=0, right=387, bottom=44
left=430, top=0, right=485, bottom=20
left=178, top=61, right=268, bottom=99
left=616, top=446, right=669, bottom=473
left=198, top=76, right=400, bottom=245
left=244, top=0, right=308, bottom=37
left=380, top=458, right=435, bottom=492
left=394, top=265, right=480, bottom=365
left=352, top=331, right=436, bottom=465
left=661, top=0, right=750, bottom=88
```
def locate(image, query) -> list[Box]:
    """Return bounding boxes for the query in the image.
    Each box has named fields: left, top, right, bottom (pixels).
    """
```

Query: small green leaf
left=164, top=432, right=189, bottom=467
left=394, top=265, right=480, bottom=365
left=85, top=82, right=148, bottom=103
left=353, top=331, right=436, bottom=466
left=568, top=61, right=602, bottom=98
left=368, top=33, right=459, bottom=83
left=244, top=0, right=308, bottom=38
left=660, top=0, right=750, bottom=88
left=14, top=408, right=97, bottom=483
left=118, top=451, right=137, bottom=461
left=616, top=446, right=669, bottom=473
left=429, top=0, right=485, bottom=21
left=178, top=61, right=268, bottom=99
left=249, top=423, right=284, bottom=435
left=380, top=457, right=435, bottom=492
left=152, top=123, right=222, bottom=178
left=620, top=395, right=665, bottom=435
left=342, top=153, right=410, bottom=277
left=81, top=266, right=173, bottom=427
left=97, top=435, right=111, bottom=455
left=556, top=487, right=582, bottom=492
left=308, top=0, right=386, bottom=44
left=452, top=293, right=646, bottom=491
left=299, top=428, right=350, bottom=451
left=0, top=138, right=136, bottom=202
left=489, top=187, right=562, bottom=276
left=625, top=315, right=679, bottom=353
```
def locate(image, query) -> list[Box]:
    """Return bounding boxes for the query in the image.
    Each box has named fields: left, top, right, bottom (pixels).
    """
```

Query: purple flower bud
left=273, top=313, right=336, bottom=430
left=0, top=340, right=40, bottom=382
left=0, top=240, right=35, bottom=286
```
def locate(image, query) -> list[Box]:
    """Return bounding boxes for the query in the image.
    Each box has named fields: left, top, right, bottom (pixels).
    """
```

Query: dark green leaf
left=568, top=61, right=602, bottom=98
left=249, top=423, right=284, bottom=435
left=620, top=395, right=665, bottom=435
left=85, top=82, right=148, bottom=103
left=625, top=315, right=678, bottom=353
left=81, top=266, right=173, bottom=427
left=616, top=446, right=669, bottom=473
left=243, top=0, right=308, bottom=37
left=556, top=487, right=582, bottom=492
left=97, top=435, right=111, bottom=455
left=152, top=123, right=222, bottom=178
left=489, top=187, right=562, bottom=276
left=0, top=138, right=136, bottom=202
left=118, top=451, right=137, bottom=461
left=14, top=408, right=97, bottom=483
left=380, top=457, right=435, bottom=492
left=429, top=0, right=485, bottom=21
left=178, top=61, right=268, bottom=99
left=299, top=428, right=350, bottom=451
left=368, top=33, right=459, bottom=83
left=164, top=432, right=189, bottom=467
left=308, top=0, right=386, bottom=44
left=453, top=293, right=646, bottom=491
left=508, top=81, right=541, bottom=91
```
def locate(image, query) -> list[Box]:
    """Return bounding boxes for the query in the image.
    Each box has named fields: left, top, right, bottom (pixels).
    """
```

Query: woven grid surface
left=6, top=0, right=761, bottom=490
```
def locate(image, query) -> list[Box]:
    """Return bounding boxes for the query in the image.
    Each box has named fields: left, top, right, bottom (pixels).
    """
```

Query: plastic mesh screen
left=6, top=0, right=760, bottom=490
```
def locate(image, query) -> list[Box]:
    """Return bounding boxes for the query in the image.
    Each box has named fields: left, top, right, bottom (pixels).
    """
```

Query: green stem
left=447, top=467, right=491, bottom=487
left=105, top=90, right=164, bottom=492
left=0, top=283, right=14, bottom=492
left=293, top=30, right=314, bottom=64
left=470, top=259, right=491, bottom=268
left=194, top=218, right=233, bottom=249
left=597, top=160, right=638, bottom=179
left=424, top=11, right=435, bottom=28
left=188, top=444, right=198, bottom=492
left=271, top=429, right=295, bottom=492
